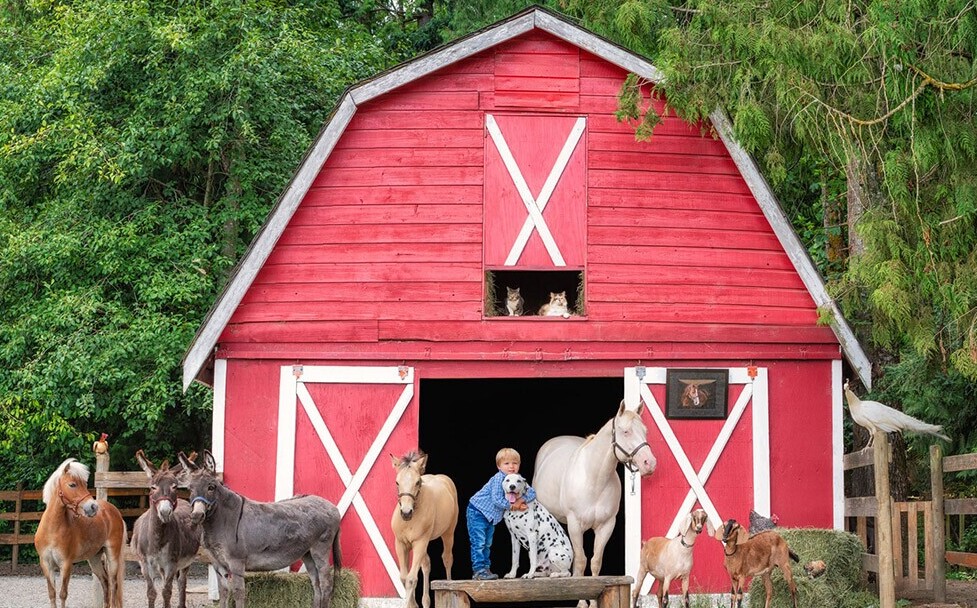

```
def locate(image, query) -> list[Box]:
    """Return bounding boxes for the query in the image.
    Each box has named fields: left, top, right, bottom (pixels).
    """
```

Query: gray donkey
left=131, top=450, right=202, bottom=608
left=177, top=449, right=342, bottom=608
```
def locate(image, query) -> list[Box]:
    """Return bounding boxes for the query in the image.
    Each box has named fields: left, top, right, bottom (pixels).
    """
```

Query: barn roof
left=181, top=5, right=872, bottom=391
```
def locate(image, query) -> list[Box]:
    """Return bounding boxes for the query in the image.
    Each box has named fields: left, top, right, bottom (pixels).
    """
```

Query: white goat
left=631, top=509, right=712, bottom=608
left=717, top=518, right=798, bottom=608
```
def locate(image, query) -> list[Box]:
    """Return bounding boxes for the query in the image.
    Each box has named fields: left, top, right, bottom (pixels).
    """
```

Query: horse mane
left=398, top=450, right=425, bottom=468
left=42, top=458, right=90, bottom=505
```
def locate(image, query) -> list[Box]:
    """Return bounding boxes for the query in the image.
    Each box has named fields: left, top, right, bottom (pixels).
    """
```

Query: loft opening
left=485, top=269, right=584, bottom=317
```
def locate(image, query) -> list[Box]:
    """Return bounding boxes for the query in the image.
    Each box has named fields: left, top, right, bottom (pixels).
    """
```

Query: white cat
left=538, top=291, right=570, bottom=317
left=506, top=287, right=524, bottom=316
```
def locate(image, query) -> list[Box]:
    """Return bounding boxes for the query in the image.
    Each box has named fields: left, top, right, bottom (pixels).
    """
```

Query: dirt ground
left=897, top=580, right=977, bottom=608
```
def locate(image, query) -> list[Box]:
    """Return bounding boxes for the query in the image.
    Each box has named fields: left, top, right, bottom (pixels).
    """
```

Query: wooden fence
left=844, top=430, right=977, bottom=608
left=0, top=448, right=210, bottom=572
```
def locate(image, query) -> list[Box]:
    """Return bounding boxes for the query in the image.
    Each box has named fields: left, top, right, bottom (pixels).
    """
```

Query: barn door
left=277, top=365, right=414, bottom=597
left=623, top=366, right=769, bottom=592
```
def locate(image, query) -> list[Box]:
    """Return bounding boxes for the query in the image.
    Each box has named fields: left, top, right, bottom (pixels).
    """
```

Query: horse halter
left=611, top=421, right=650, bottom=473
left=58, top=479, right=93, bottom=516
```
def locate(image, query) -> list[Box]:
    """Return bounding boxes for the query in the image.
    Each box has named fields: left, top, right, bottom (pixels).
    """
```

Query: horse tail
left=332, top=526, right=342, bottom=571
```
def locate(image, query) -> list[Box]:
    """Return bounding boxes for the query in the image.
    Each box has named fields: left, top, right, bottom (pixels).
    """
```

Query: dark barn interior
left=417, top=377, right=627, bottom=587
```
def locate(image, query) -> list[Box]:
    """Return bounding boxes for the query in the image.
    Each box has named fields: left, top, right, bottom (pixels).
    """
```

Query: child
left=467, top=447, right=537, bottom=580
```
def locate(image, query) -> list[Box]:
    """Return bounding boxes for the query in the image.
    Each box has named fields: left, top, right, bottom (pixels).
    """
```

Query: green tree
left=0, top=0, right=396, bottom=487
left=609, top=0, right=977, bottom=459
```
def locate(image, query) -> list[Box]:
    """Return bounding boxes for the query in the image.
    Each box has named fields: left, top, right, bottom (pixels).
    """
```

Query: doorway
left=417, top=377, right=626, bottom=581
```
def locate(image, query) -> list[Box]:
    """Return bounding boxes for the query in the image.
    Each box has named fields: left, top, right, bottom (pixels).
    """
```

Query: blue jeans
left=466, top=503, right=495, bottom=573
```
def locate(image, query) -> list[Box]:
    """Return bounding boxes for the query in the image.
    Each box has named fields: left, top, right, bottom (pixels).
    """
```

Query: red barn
left=182, top=6, right=871, bottom=604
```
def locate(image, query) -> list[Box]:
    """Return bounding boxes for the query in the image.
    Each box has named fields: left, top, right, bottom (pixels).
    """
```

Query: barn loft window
left=485, top=270, right=584, bottom=318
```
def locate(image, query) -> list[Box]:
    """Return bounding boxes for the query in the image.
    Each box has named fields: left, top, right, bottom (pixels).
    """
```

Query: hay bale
left=763, top=528, right=878, bottom=608
left=244, top=567, right=360, bottom=608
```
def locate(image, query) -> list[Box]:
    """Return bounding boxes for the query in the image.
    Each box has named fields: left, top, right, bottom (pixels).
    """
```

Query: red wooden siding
left=220, top=32, right=831, bottom=364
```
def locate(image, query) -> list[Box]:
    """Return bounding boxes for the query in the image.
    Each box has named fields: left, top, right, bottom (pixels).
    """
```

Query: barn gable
left=182, top=6, right=869, bottom=392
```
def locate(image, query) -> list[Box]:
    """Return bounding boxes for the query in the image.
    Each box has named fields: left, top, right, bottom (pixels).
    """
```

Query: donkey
left=131, top=450, right=202, bottom=608
left=177, top=449, right=342, bottom=608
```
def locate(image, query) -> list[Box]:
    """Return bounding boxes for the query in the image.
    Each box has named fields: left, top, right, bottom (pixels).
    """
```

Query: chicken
left=843, top=380, right=949, bottom=447
left=93, top=432, right=109, bottom=455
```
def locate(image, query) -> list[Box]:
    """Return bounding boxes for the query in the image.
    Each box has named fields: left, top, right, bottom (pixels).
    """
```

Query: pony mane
left=42, top=458, right=90, bottom=505
left=399, top=450, right=425, bottom=468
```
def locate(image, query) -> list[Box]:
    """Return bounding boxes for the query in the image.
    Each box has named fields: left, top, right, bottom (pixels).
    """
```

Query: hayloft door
left=277, top=365, right=415, bottom=598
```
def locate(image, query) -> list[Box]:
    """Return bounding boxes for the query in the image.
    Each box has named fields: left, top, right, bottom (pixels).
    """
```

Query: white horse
left=533, top=400, right=656, bottom=608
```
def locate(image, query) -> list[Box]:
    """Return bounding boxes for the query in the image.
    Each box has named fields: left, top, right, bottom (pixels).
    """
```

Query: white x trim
left=277, top=365, right=413, bottom=597
left=623, top=367, right=769, bottom=595
left=485, top=114, right=585, bottom=266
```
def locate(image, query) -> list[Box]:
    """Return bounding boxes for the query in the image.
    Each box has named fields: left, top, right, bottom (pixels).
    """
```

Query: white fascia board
left=710, top=109, right=872, bottom=390
left=181, top=95, right=357, bottom=390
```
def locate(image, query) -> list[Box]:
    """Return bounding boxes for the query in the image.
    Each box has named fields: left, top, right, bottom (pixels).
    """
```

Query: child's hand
left=512, top=498, right=528, bottom=511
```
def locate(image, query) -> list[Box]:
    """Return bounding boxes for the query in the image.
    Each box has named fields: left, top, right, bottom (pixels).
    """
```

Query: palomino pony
left=34, top=457, right=126, bottom=608
left=533, top=400, right=656, bottom=608
left=390, top=450, right=458, bottom=608
left=177, top=449, right=342, bottom=608
left=131, top=449, right=201, bottom=608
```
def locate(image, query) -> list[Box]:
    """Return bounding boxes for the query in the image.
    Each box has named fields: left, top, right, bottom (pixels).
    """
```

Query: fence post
left=93, top=438, right=109, bottom=608
left=12, top=482, right=23, bottom=573
left=931, top=444, right=946, bottom=602
left=874, top=431, right=896, bottom=608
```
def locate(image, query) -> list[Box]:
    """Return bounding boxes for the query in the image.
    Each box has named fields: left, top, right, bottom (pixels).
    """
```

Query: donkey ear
left=135, top=450, right=156, bottom=478
left=176, top=451, right=197, bottom=472
left=202, top=450, right=217, bottom=472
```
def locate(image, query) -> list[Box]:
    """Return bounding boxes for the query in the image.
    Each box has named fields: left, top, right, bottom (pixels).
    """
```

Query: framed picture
left=666, top=369, right=729, bottom=419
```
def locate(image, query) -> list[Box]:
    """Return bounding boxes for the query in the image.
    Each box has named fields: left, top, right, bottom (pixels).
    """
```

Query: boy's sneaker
left=472, top=569, right=498, bottom=580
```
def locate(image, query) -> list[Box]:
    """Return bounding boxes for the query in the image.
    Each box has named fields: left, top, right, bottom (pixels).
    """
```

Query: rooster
left=843, top=380, right=949, bottom=447
left=93, top=432, right=109, bottom=455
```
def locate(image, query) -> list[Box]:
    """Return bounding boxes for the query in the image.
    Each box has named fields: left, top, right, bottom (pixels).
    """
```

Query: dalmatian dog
left=502, top=473, right=573, bottom=578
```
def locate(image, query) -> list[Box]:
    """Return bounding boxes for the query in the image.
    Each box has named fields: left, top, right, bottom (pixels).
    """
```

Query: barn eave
left=180, top=5, right=872, bottom=392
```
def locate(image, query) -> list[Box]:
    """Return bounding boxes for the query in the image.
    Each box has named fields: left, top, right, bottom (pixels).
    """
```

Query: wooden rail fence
left=844, top=432, right=977, bottom=608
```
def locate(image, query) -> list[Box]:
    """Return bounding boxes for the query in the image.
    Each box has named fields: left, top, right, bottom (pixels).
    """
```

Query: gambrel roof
left=182, top=5, right=872, bottom=391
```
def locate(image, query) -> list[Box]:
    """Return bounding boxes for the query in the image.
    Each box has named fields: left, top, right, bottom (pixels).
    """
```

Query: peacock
left=843, top=379, right=949, bottom=447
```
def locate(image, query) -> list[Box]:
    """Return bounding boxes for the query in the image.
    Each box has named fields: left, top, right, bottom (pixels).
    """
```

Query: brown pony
left=390, top=450, right=458, bottom=608
left=35, top=457, right=126, bottom=608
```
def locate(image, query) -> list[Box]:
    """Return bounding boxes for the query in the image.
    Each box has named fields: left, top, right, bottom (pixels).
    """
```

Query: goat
left=717, top=518, right=798, bottom=608
left=631, top=509, right=712, bottom=608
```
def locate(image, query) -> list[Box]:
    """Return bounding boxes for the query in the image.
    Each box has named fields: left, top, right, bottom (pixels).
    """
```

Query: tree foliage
left=608, top=0, right=977, bottom=456
left=0, top=0, right=396, bottom=487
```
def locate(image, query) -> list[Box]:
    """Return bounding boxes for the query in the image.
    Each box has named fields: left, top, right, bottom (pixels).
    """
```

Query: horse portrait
left=533, top=400, right=656, bottom=608
left=131, top=449, right=202, bottom=608
left=177, top=449, right=342, bottom=608
left=34, top=457, right=126, bottom=608
left=390, top=450, right=458, bottom=608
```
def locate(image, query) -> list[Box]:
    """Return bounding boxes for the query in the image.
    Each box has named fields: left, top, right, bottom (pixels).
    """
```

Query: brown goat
left=717, top=519, right=798, bottom=608
left=632, top=509, right=712, bottom=608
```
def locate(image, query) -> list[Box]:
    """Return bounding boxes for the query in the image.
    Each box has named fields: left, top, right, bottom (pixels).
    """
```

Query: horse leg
left=37, top=556, right=58, bottom=608
left=394, top=538, right=410, bottom=590
left=56, top=561, right=74, bottom=608
left=89, top=554, right=111, bottom=608
left=440, top=529, right=455, bottom=581
left=590, top=515, right=616, bottom=577
left=565, top=515, right=588, bottom=608
left=406, top=538, right=430, bottom=608
left=420, top=552, right=433, bottom=608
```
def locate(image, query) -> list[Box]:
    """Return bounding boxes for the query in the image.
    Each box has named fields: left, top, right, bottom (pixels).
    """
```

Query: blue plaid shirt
left=468, top=470, right=537, bottom=525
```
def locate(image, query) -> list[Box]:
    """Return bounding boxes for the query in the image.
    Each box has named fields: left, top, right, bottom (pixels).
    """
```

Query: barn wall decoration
left=183, top=6, right=871, bottom=604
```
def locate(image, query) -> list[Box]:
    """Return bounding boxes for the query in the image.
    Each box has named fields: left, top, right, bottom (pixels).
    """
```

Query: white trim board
left=181, top=5, right=871, bottom=391
left=624, top=366, right=768, bottom=598
left=277, top=365, right=414, bottom=598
